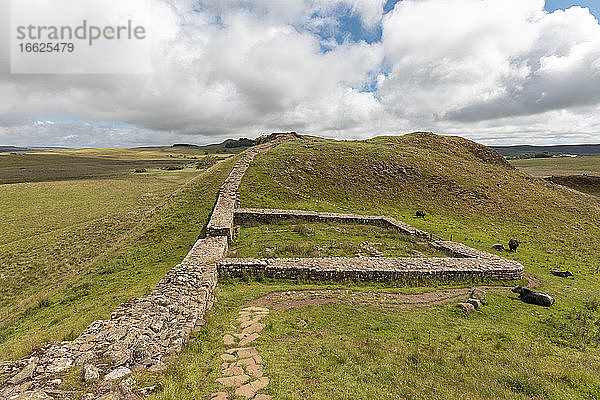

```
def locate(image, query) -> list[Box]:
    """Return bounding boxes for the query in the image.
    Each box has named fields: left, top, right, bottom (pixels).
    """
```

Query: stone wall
left=234, top=208, right=429, bottom=238
left=0, top=236, right=228, bottom=399
left=218, top=256, right=523, bottom=282
left=206, top=136, right=296, bottom=240
left=0, top=134, right=296, bottom=399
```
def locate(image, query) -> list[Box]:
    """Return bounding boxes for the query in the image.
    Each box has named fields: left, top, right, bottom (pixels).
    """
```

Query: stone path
left=208, top=306, right=272, bottom=400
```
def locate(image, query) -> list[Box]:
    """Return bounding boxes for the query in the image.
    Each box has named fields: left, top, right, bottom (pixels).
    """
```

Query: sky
left=1, top=0, right=600, bottom=147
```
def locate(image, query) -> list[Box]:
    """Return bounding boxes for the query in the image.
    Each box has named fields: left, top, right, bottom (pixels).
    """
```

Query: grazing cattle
left=508, top=238, right=519, bottom=252
left=492, top=243, right=505, bottom=251
left=512, top=286, right=554, bottom=307
left=416, top=210, right=425, bottom=218
left=551, top=270, right=574, bottom=278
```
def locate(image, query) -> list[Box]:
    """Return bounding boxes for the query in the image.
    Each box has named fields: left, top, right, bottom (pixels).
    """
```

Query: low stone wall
left=234, top=208, right=430, bottom=238
left=0, top=236, right=228, bottom=400
left=218, top=256, right=524, bottom=282
left=206, top=136, right=296, bottom=240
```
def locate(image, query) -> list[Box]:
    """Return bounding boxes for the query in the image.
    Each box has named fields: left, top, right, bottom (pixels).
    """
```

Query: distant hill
left=491, top=144, right=600, bottom=157
left=0, top=146, right=69, bottom=153
left=0, top=146, right=30, bottom=153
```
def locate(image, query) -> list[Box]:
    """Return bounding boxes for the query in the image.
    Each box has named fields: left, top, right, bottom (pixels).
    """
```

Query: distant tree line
left=507, top=152, right=555, bottom=160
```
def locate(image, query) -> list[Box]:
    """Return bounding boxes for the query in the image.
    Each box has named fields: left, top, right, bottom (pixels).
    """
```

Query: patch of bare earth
left=247, top=273, right=540, bottom=311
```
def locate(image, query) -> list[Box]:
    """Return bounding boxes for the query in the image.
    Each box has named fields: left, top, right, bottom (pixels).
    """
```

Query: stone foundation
left=234, top=208, right=429, bottom=238
left=218, top=256, right=523, bottom=282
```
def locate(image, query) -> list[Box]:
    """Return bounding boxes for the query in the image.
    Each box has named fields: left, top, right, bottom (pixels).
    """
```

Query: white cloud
left=0, top=0, right=599, bottom=146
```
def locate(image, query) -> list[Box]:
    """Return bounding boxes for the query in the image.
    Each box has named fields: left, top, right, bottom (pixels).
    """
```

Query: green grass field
left=142, top=133, right=600, bottom=399
left=4, top=134, right=600, bottom=399
left=0, top=155, right=238, bottom=359
left=511, top=155, right=600, bottom=177
left=230, top=220, right=452, bottom=258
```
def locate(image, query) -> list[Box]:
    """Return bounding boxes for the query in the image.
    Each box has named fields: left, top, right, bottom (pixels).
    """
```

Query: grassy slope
left=148, top=133, right=600, bottom=399
left=0, top=158, right=237, bottom=359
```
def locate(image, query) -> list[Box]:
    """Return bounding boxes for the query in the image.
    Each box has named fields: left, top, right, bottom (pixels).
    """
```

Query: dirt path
left=247, top=273, right=540, bottom=311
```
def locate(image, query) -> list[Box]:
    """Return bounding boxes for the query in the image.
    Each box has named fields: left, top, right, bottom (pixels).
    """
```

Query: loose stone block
left=239, top=333, right=260, bottom=346
left=223, top=334, right=236, bottom=345
left=467, top=298, right=481, bottom=309
left=456, top=303, right=475, bottom=313
left=234, top=376, right=270, bottom=398
left=104, top=367, right=131, bottom=381
left=216, top=374, right=250, bottom=387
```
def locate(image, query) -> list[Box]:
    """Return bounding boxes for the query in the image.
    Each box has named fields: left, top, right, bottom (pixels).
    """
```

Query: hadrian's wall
left=0, top=236, right=228, bottom=400
left=218, top=256, right=523, bottom=282
left=234, top=208, right=429, bottom=238
left=0, top=135, right=295, bottom=400
left=206, top=135, right=295, bottom=239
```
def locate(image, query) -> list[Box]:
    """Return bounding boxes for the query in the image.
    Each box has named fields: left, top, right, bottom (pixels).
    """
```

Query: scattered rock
left=8, top=362, right=36, bottom=385
left=471, top=288, right=486, bottom=302
left=466, top=298, right=481, bottom=309
left=223, top=334, right=236, bottom=345
left=456, top=303, right=475, bottom=313
left=81, top=365, right=100, bottom=382
left=220, top=354, right=236, bottom=362
left=222, top=366, right=244, bottom=376
left=104, top=367, right=131, bottom=381
left=239, top=333, right=260, bottom=346
left=297, top=319, right=308, bottom=328
left=46, top=358, right=72, bottom=373
left=242, top=323, right=266, bottom=335
left=12, top=391, right=53, bottom=400
left=246, top=364, right=264, bottom=378
left=254, top=395, right=273, bottom=400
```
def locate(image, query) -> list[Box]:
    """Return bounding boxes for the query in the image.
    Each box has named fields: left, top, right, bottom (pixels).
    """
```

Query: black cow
left=508, top=238, right=519, bottom=252
left=512, top=286, right=554, bottom=307
left=416, top=210, right=425, bottom=218
left=551, top=270, right=574, bottom=278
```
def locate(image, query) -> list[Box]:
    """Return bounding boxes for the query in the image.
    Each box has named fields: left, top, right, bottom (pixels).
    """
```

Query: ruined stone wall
left=206, top=136, right=296, bottom=240
left=234, top=208, right=429, bottom=238
left=0, top=236, right=228, bottom=399
left=218, top=256, right=523, bottom=282
left=0, top=132, right=526, bottom=399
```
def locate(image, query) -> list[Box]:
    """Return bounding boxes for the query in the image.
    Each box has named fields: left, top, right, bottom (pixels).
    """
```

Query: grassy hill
left=149, top=133, right=600, bottom=400
left=3, top=133, right=600, bottom=399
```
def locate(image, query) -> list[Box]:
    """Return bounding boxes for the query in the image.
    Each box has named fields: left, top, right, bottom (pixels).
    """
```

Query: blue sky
left=338, top=0, right=600, bottom=45
left=545, top=0, right=599, bottom=18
